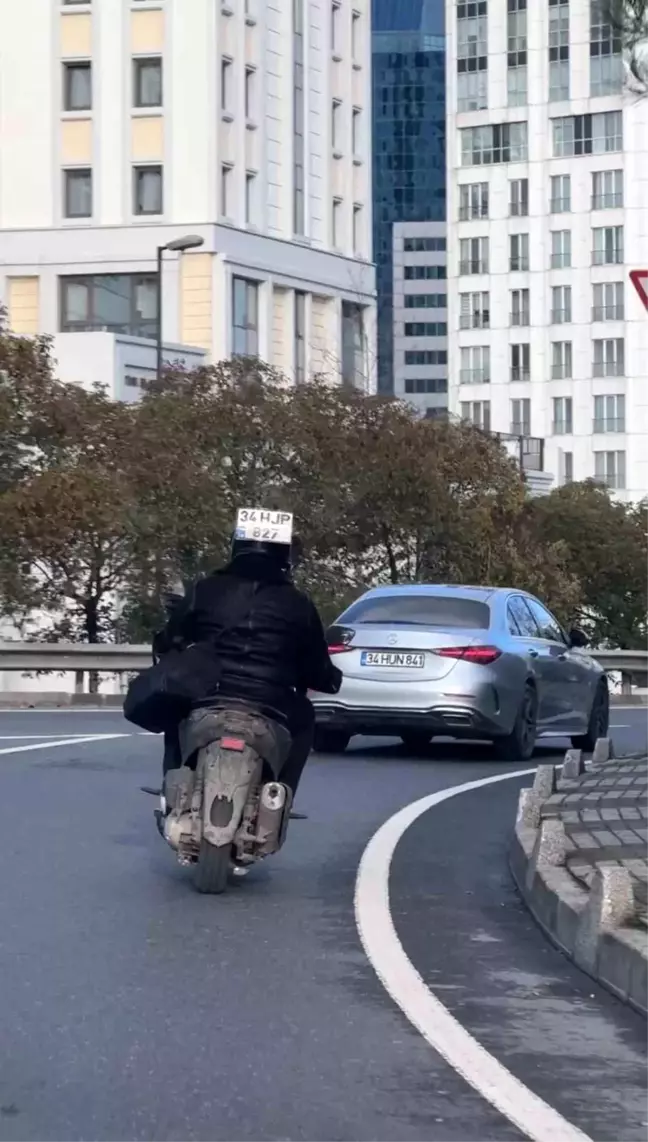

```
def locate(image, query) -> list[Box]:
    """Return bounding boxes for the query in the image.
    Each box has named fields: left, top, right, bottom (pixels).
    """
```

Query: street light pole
left=155, top=234, right=205, bottom=385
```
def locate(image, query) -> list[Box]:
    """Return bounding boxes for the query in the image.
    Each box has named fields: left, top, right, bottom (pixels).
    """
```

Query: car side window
left=525, top=598, right=566, bottom=644
left=507, top=597, right=541, bottom=638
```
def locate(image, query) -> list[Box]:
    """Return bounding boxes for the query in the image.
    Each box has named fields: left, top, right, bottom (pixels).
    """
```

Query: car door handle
left=557, top=653, right=567, bottom=661
left=527, top=648, right=539, bottom=658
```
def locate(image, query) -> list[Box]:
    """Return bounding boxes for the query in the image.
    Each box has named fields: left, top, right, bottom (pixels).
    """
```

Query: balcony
left=460, top=367, right=490, bottom=384
left=459, top=312, right=489, bottom=329
left=593, top=418, right=625, bottom=433
left=459, top=260, right=488, bottom=275
left=592, top=305, right=624, bottom=321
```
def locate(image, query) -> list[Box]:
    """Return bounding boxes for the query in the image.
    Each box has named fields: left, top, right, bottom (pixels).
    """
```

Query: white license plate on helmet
left=361, top=651, right=425, bottom=668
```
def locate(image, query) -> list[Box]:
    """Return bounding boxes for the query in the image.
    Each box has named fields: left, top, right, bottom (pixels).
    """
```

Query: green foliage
left=0, top=323, right=644, bottom=648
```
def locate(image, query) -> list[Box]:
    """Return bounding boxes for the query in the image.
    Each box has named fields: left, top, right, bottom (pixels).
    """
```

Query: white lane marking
left=354, top=768, right=593, bottom=1142
left=0, top=734, right=126, bottom=740
left=0, top=734, right=129, bottom=757
left=609, top=724, right=629, bottom=728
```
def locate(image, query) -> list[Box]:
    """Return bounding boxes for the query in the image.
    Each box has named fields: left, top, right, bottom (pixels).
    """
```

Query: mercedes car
left=310, top=584, right=609, bottom=759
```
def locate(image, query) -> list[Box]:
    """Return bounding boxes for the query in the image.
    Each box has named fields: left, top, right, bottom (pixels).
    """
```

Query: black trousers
left=162, top=693, right=315, bottom=799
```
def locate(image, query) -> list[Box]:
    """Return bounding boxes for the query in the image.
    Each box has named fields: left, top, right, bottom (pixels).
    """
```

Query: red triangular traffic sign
left=630, top=269, right=648, bottom=311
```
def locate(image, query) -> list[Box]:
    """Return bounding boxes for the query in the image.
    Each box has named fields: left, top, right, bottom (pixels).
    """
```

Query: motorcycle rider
left=151, top=518, right=342, bottom=811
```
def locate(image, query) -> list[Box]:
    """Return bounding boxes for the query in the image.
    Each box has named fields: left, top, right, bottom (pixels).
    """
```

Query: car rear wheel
left=571, top=679, right=609, bottom=752
left=400, top=731, right=432, bottom=753
left=313, top=728, right=351, bottom=754
left=493, top=683, right=537, bottom=761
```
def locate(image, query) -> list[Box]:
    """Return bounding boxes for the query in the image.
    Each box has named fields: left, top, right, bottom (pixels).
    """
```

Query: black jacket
left=153, top=555, right=342, bottom=717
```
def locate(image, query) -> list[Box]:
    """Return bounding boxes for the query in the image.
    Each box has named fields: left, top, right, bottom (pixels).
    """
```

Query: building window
left=352, top=107, right=361, bottom=156
left=332, top=99, right=342, bottom=152
left=560, top=451, right=574, bottom=483
left=63, top=61, right=92, bottom=111
left=404, top=350, right=448, bottom=366
left=507, top=0, right=528, bottom=106
left=552, top=110, right=622, bottom=156
left=460, top=121, right=528, bottom=166
left=509, top=178, right=528, bottom=216
left=594, top=393, right=625, bottom=433
left=550, top=173, right=571, bottom=212
left=133, top=165, right=163, bottom=215
left=458, top=70, right=488, bottom=111
left=594, top=450, right=625, bottom=489
left=331, top=1, right=341, bottom=54
left=404, top=292, right=447, bottom=308
left=232, top=277, right=259, bottom=357
left=551, top=340, right=573, bottom=378
left=510, top=342, right=530, bottom=382
left=245, top=171, right=256, bottom=225
left=592, top=169, right=623, bottom=209
left=294, top=290, right=306, bottom=384
left=593, top=337, right=624, bottom=376
left=592, top=225, right=623, bottom=264
left=60, top=273, right=158, bottom=337
left=456, top=0, right=488, bottom=110
left=460, top=345, right=490, bottom=385
left=592, top=281, right=624, bottom=321
left=351, top=10, right=361, bottom=62
left=63, top=168, right=92, bottom=218
left=509, top=233, right=529, bottom=271
left=459, top=236, right=489, bottom=275
left=510, top=288, right=529, bottom=326
left=221, top=164, right=233, bottom=217
left=553, top=396, right=573, bottom=434
left=403, top=236, right=447, bottom=252
left=133, top=58, right=162, bottom=108
left=405, top=265, right=447, bottom=281
left=221, top=58, right=233, bottom=113
left=510, top=397, right=531, bottom=436
left=459, top=182, right=489, bottom=220
left=459, top=291, right=489, bottom=329
left=549, top=0, right=570, bottom=101
left=461, top=400, right=491, bottom=430
left=352, top=203, right=362, bottom=254
left=551, top=229, right=571, bottom=268
left=332, top=197, right=342, bottom=247
left=293, top=0, right=305, bottom=235
left=245, top=66, right=256, bottom=120
left=404, top=322, right=448, bottom=336
left=341, top=301, right=365, bottom=388
left=404, top=378, right=448, bottom=394
left=590, top=0, right=623, bottom=95
left=551, top=284, right=572, bottom=323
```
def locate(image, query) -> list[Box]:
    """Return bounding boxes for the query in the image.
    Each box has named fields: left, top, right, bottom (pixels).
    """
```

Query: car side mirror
left=568, top=627, right=589, bottom=649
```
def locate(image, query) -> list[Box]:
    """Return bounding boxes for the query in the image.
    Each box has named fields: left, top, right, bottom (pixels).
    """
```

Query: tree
left=602, top=0, right=648, bottom=92
left=532, top=481, right=648, bottom=648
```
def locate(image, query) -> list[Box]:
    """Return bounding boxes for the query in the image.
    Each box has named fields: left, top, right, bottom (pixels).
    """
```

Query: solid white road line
left=354, top=768, right=593, bottom=1142
left=0, top=734, right=129, bottom=757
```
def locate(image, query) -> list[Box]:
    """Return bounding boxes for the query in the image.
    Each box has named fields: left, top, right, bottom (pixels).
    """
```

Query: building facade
left=446, top=0, right=648, bottom=501
left=372, top=0, right=446, bottom=395
left=392, top=220, right=447, bottom=416
left=0, top=0, right=376, bottom=391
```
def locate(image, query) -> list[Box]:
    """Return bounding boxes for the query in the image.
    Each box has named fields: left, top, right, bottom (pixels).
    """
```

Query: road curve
left=0, top=709, right=645, bottom=1142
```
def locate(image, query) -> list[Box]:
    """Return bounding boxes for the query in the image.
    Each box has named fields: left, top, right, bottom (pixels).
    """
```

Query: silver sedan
left=310, top=584, right=609, bottom=759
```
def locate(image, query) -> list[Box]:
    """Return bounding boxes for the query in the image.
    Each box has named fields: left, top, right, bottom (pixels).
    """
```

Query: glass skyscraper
left=372, top=0, right=446, bottom=393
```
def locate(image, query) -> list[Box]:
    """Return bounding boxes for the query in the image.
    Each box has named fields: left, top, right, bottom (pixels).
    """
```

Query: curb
left=509, top=743, right=648, bottom=1017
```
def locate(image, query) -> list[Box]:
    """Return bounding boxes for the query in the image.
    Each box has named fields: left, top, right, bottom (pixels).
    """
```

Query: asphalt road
left=0, top=708, right=645, bottom=1142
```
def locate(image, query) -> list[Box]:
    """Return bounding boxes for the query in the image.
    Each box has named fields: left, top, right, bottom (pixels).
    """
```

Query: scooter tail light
left=220, top=736, right=246, bottom=751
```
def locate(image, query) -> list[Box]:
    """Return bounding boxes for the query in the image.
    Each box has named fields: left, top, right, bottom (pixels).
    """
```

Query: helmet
left=230, top=507, right=299, bottom=573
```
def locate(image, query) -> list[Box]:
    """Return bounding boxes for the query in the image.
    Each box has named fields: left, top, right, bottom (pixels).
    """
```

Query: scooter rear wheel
left=193, top=838, right=231, bottom=894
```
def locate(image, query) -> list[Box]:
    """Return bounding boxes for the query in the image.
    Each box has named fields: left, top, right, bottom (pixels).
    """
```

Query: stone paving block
left=572, top=831, right=600, bottom=848
left=620, top=807, right=641, bottom=821
left=562, top=810, right=580, bottom=824
left=613, top=829, right=645, bottom=845
left=593, top=830, right=624, bottom=846
left=600, top=808, right=621, bottom=822
left=581, top=809, right=603, bottom=823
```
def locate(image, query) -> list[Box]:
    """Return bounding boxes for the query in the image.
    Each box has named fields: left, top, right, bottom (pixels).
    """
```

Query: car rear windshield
left=339, top=595, right=490, bottom=629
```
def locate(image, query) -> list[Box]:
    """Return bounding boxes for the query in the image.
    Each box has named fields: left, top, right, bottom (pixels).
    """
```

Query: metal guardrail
left=0, top=643, right=645, bottom=684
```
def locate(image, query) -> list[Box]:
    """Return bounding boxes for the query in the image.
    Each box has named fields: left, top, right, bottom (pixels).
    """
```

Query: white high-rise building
left=0, top=0, right=376, bottom=391
left=446, top=0, right=648, bottom=501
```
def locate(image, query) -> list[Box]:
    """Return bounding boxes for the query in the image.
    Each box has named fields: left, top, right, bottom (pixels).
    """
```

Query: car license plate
left=361, top=651, right=425, bottom=668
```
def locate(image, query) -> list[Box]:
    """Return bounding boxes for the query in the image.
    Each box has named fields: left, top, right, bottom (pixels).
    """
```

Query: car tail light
left=435, top=645, right=502, bottom=665
left=221, top=737, right=246, bottom=751
left=326, top=624, right=355, bottom=655
left=328, top=644, right=353, bottom=655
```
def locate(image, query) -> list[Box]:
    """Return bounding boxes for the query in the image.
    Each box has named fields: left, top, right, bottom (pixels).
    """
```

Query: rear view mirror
left=569, top=627, right=589, bottom=649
